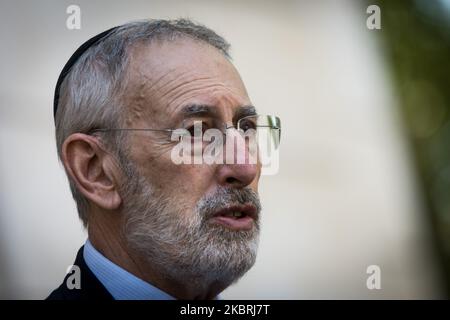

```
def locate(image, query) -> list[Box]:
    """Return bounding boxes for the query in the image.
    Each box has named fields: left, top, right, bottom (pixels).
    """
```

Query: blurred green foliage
left=377, top=0, right=450, bottom=295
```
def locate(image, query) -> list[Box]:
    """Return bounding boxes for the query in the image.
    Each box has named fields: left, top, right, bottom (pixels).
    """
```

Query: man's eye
left=240, top=119, right=257, bottom=132
left=186, top=121, right=210, bottom=135
left=186, top=126, right=195, bottom=136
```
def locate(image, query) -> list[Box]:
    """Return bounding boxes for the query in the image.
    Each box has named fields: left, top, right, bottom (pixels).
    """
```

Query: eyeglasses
left=89, top=114, right=281, bottom=149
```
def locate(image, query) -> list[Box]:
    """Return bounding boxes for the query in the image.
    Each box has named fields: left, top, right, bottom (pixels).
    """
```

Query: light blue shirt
left=83, top=240, right=175, bottom=300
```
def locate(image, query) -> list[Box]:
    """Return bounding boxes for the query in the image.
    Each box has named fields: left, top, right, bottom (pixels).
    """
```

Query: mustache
left=197, top=187, right=261, bottom=220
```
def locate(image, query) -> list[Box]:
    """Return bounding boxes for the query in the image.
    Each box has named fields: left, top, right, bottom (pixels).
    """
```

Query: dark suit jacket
left=46, top=246, right=113, bottom=300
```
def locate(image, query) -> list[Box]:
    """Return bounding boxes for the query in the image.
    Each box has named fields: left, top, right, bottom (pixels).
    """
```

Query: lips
left=209, top=204, right=257, bottom=231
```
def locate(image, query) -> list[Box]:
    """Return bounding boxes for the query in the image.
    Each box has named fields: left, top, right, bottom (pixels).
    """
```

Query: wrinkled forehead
left=122, top=37, right=252, bottom=127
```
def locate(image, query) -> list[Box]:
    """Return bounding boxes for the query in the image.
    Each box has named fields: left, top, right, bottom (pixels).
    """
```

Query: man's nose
left=215, top=128, right=259, bottom=188
left=216, top=163, right=259, bottom=188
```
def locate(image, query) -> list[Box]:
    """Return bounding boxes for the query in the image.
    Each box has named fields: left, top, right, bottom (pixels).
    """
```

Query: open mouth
left=210, top=204, right=257, bottom=231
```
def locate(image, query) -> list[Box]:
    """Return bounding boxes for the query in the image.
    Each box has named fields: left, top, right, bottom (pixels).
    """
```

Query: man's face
left=117, top=38, right=262, bottom=285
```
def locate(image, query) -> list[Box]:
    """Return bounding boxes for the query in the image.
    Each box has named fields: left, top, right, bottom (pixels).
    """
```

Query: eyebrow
left=234, top=105, right=257, bottom=121
left=181, top=104, right=218, bottom=118
left=180, top=104, right=257, bottom=120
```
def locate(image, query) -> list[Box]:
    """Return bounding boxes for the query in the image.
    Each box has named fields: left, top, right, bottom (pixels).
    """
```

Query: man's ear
left=61, top=133, right=122, bottom=211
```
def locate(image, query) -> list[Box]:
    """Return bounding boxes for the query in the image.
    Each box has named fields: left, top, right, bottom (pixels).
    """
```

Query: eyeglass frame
left=87, top=114, right=281, bottom=146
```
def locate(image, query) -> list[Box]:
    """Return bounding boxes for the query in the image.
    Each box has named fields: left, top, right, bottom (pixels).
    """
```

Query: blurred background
left=0, top=0, right=449, bottom=299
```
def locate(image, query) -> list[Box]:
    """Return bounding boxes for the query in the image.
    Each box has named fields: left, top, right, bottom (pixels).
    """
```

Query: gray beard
left=119, top=163, right=261, bottom=290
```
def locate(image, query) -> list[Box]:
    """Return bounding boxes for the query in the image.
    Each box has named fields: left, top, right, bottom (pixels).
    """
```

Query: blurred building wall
left=0, top=0, right=445, bottom=299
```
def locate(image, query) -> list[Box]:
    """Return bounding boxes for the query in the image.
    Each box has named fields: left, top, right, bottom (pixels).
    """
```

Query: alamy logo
left=366, top=5, right=381, bottom=30
left=66, top=5, right=81, bottom=30
left=66, top=265, right=81, bottom=290
left=366, top=265, right=381, bottom=290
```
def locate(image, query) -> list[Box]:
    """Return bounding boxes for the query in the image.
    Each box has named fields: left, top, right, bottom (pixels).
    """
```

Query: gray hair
left=55, top=19, right=231, bottom=226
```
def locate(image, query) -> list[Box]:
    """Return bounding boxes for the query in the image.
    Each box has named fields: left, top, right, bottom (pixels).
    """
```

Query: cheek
left=171, top=165, right=215, bottom=195
left=131, top=140, right=216, bottom=205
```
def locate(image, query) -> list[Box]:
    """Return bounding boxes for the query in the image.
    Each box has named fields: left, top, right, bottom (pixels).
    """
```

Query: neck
left=87, top=210, right=225, bottom=299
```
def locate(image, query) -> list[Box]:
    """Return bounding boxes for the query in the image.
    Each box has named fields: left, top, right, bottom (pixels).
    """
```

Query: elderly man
left=47, top=19, right=280, bottom=300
